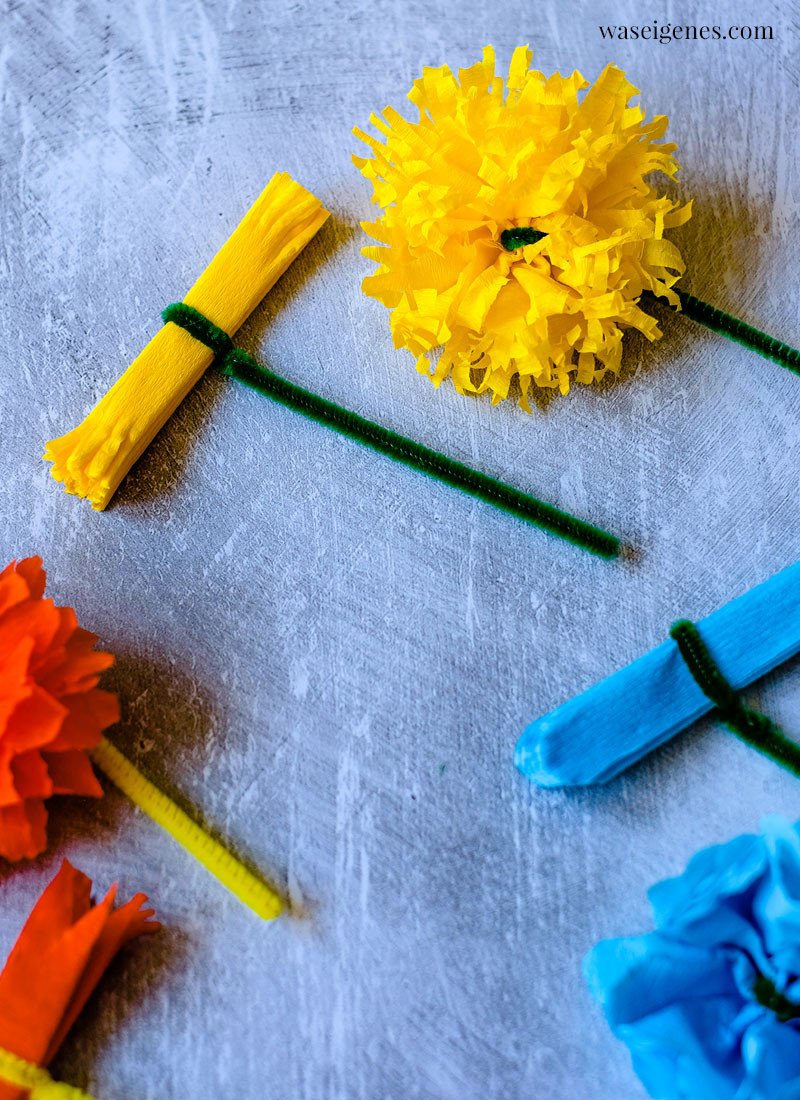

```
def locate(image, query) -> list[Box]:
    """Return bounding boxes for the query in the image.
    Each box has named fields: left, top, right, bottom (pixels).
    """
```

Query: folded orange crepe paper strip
left=0, top=860, right=158, bottom=1100
left=0, top=558, right=118, bottom=862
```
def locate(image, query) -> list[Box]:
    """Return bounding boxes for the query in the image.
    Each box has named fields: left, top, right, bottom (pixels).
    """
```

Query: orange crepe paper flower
left=0, top=860, right=158, bottom=1100
left=0, top=558, right=119, bottom=863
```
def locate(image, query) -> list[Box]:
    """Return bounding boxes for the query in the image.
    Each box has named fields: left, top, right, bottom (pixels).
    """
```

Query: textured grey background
left=2, top=0, right=800, bottom=1096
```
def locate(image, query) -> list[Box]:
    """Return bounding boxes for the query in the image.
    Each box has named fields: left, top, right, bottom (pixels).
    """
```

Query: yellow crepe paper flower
left=354, top=45, right=691, bottom=407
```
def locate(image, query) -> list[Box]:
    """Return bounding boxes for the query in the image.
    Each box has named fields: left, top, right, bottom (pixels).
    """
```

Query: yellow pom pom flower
left=354, top=45, right=692, bottom=407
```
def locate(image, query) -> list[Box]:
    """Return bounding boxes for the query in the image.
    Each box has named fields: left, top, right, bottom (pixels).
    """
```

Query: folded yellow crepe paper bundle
left=45, top=173, right=329, bottom=510
left=40, top=163, right=620, bottom=556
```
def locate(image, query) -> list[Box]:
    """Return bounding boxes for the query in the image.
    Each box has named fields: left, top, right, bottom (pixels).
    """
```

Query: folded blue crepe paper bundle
left=515, top=561, right=800, bottom=787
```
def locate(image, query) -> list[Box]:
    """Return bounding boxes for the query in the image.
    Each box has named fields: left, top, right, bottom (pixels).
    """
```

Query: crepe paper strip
left=44, top=173, right=329, bottom=510
left=162, top=303, right=621, bottom=559
left=91, top=738, right=283, bottom=921
left=671, top=289, right=800, bottom=378
left=0, top=1047, right=94, bottom=1100
left=670, top=620, right=800, bottom=777
left=355, top=45, right=691, bottom=405
left=0, top=557, right=119, bottom=863
left=0, top=861, right=157, bottom=1100
left=515, top=560, right=800, bottom=786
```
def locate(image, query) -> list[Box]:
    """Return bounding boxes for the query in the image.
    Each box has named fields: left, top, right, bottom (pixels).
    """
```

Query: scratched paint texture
left=2, top=0, right=800, bottom=1096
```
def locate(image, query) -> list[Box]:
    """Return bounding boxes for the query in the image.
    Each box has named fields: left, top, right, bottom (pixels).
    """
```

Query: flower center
left=753, top=973, right=800, bottom=1023
left=500, top=227, right=547, bottom=251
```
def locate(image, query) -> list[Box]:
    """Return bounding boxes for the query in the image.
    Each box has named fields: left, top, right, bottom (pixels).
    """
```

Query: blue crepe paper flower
left=584, top=817, right=800, bottom=1100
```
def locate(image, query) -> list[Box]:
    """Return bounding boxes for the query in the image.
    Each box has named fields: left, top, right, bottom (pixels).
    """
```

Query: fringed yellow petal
left=44, top=173, right=329, bottom=509
left=354, top=46, right=690, bottom=405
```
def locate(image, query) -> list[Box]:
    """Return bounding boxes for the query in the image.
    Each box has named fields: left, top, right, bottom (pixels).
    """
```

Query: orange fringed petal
left=8, top=753, right=52, bottom=801
left=48, top=690, right=120, bottom=753
left=0, top=803, right=47, bottom=864
left=0, top=559, right=119, bottom=863
left=2, top=688, right=65, bottom=756
left=2, top=559, right=46, bottom=600
left=44, top=752, right=104, bottom=798
left=0, top=861, right=159, bottom=1100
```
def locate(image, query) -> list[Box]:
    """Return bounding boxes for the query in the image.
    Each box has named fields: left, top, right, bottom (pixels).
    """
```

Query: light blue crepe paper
left=516, top=561, right=800, bottom=787
left=585, top=817, right=800, bottom=1100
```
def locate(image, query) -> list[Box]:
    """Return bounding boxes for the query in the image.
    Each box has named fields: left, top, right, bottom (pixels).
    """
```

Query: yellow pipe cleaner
left=44, top=172, right=329, bottom=510
left=91, top=738, right=283, bottom=921
left=0, top=1046, right=95, bottom=1100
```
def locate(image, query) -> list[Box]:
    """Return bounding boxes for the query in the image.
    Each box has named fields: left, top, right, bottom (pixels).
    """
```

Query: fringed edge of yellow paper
left=0, top=1045, right=95, bottom=1099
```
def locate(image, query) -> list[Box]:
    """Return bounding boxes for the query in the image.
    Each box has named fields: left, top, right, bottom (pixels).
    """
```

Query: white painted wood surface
left=1, top=1, right=799, bottom=1096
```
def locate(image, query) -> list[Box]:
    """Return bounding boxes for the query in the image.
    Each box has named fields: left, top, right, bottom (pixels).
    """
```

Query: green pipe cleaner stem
left=163, top=303, right=621, bottom=559
left=644, top=288, right=800, bottom=376
left=670, top=618, right=800, bottom=778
